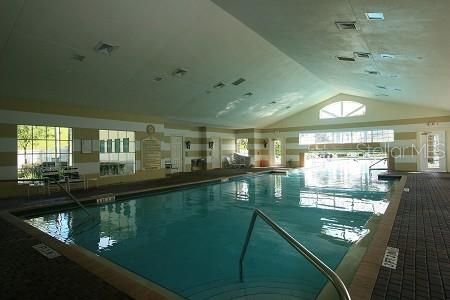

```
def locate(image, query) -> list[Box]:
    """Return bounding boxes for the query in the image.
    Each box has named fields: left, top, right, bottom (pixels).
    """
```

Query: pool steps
left=184, top=279, right=317, bottom=300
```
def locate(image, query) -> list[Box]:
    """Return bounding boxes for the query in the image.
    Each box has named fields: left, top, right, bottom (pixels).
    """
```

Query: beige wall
left=0, top=109, right=166, bottom=198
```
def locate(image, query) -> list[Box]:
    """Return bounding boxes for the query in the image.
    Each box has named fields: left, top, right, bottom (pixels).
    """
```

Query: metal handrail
left=239, top=209, right=351, bottom=300
left=369, top=157, right=388, bottom=169
left=55, top=179, right=90, bottom=216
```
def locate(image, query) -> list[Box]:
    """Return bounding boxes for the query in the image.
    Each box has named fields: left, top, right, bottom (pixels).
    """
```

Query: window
left=17, top=125, right=72, bottom=179
left=299, top=129, right=394, bottom=145
left=236, top=138, right=248, bottom=156
left=319, top=101, right=366, bottom=119
left=99, top=130, right=135, bottom=176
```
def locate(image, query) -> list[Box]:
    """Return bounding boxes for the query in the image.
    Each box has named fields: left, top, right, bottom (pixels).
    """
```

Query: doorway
left=273, top=139, right=282, bottom=166
left=170, top=136, right=183, bottom=173
left=419, top=131, right=447, bottom=172
left=211, top=137, right=221, bottom=169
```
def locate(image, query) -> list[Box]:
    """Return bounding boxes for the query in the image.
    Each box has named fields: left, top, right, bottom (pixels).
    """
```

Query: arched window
left=319, top=101, right=366, bottom=119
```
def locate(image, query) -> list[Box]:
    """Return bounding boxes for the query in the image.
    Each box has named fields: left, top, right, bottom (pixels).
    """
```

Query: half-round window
left=319, top=101, right=366, bottom=119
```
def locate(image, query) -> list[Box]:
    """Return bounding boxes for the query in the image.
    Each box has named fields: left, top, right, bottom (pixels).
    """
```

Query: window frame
left=17, top=125, right=73, bottom=179
left=319, top=101, right=366, bottom=120
left=99, top=129, right=136, bottom=176
left=299, top=129, right=394, bottom=145
left=236, top=138, right=249, bottom=156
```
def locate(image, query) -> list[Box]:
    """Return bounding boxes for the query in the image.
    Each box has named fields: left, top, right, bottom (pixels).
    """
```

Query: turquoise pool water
left=26, top=160, right=393, bottom=299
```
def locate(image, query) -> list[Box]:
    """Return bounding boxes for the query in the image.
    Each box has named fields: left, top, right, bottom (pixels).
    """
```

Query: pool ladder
left=239, top=209, right=351, bottom=300
left=369, top=157, right=389, bottom=174
left=55, top=179, right=91, bottom=216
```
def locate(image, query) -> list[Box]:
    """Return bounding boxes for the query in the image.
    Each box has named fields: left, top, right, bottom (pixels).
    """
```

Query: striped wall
left=73, top=127, right=99, bottom=178
left=163, top=125, right=237, bottom=171
left=0, top=123, right=17, bottom=180
left=1, top=105, right=449, bottom=200
left=0, top=109, right=166, bottom=198
left=263, top=121, right=450, bottom=171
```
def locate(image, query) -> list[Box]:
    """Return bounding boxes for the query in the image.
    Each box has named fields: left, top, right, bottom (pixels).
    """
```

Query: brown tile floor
left=371, top=173, right=450, bottom=300
left=0, top=217, right=130, bottom=300
left=0, top=168, right=268, bottom=300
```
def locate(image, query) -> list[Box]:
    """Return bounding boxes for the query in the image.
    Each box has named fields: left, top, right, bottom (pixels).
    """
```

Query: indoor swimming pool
left=25, top=160, right=395, bottom=299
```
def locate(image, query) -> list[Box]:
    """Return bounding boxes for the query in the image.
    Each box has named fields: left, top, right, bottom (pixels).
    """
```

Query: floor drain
left=382, top=246, right=399, bottom=269
left=32, top=243, right=61, bottom=259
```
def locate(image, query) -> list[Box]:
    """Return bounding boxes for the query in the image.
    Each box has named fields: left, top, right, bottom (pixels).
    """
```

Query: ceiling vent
left=213, top=82, right=225, bottom=89
left=94, top=42, right=119, bottom=55
left=365, top=70, right=380, bottom=75
left=232, top=78, right=246, bottom=86
left=380, top=53, right=395, bottom=59
left=336, top=56, right=355, bottom=62
left=172, top=68, right=188, bottom=77
left=354, top=52, right=372, bottom=59
left=335, top=21, right=358, bottom=31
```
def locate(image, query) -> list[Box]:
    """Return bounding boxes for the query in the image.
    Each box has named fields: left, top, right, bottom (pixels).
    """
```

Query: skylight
left=365, top=12, right=384, bottom=20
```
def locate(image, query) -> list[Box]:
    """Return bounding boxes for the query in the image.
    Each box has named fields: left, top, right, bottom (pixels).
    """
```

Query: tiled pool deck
left=371, top=173, right=450, bottom=300
left=1, top=170, right=449, bottom=299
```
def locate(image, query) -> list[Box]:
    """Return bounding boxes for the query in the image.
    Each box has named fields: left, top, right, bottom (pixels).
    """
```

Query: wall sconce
left=263, top=139, right=268, bottom=148
left=208, top=141, right=214, bottom=149
left=185, top=140, right=191, bottom=149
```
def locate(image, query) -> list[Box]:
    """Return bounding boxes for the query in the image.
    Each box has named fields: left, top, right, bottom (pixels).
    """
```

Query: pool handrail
left=239, top=208, right=351, bottom=300
left=55, top=179, right=91, bottom=216
left=369, top=157, right=388, bottom=172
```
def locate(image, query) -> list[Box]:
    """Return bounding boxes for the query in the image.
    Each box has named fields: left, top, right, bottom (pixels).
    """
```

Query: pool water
left=26, top=160, right=393, bottom=299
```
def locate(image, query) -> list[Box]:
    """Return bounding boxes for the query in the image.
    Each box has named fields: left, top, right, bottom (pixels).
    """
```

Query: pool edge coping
left=348, top=174, right=407, bottom=300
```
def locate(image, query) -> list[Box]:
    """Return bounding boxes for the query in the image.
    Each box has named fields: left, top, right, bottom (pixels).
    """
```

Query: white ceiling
left=0, top=0, right=449, bottom=128
left=213, top=0, right=450, bottom=111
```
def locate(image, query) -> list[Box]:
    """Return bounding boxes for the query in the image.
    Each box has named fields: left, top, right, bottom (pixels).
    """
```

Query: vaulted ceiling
left=0, top=0, right=449, bottom=128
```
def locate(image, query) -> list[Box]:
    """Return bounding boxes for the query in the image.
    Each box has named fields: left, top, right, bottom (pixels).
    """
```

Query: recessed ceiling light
left=366, top=12, right=384, bottom=20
